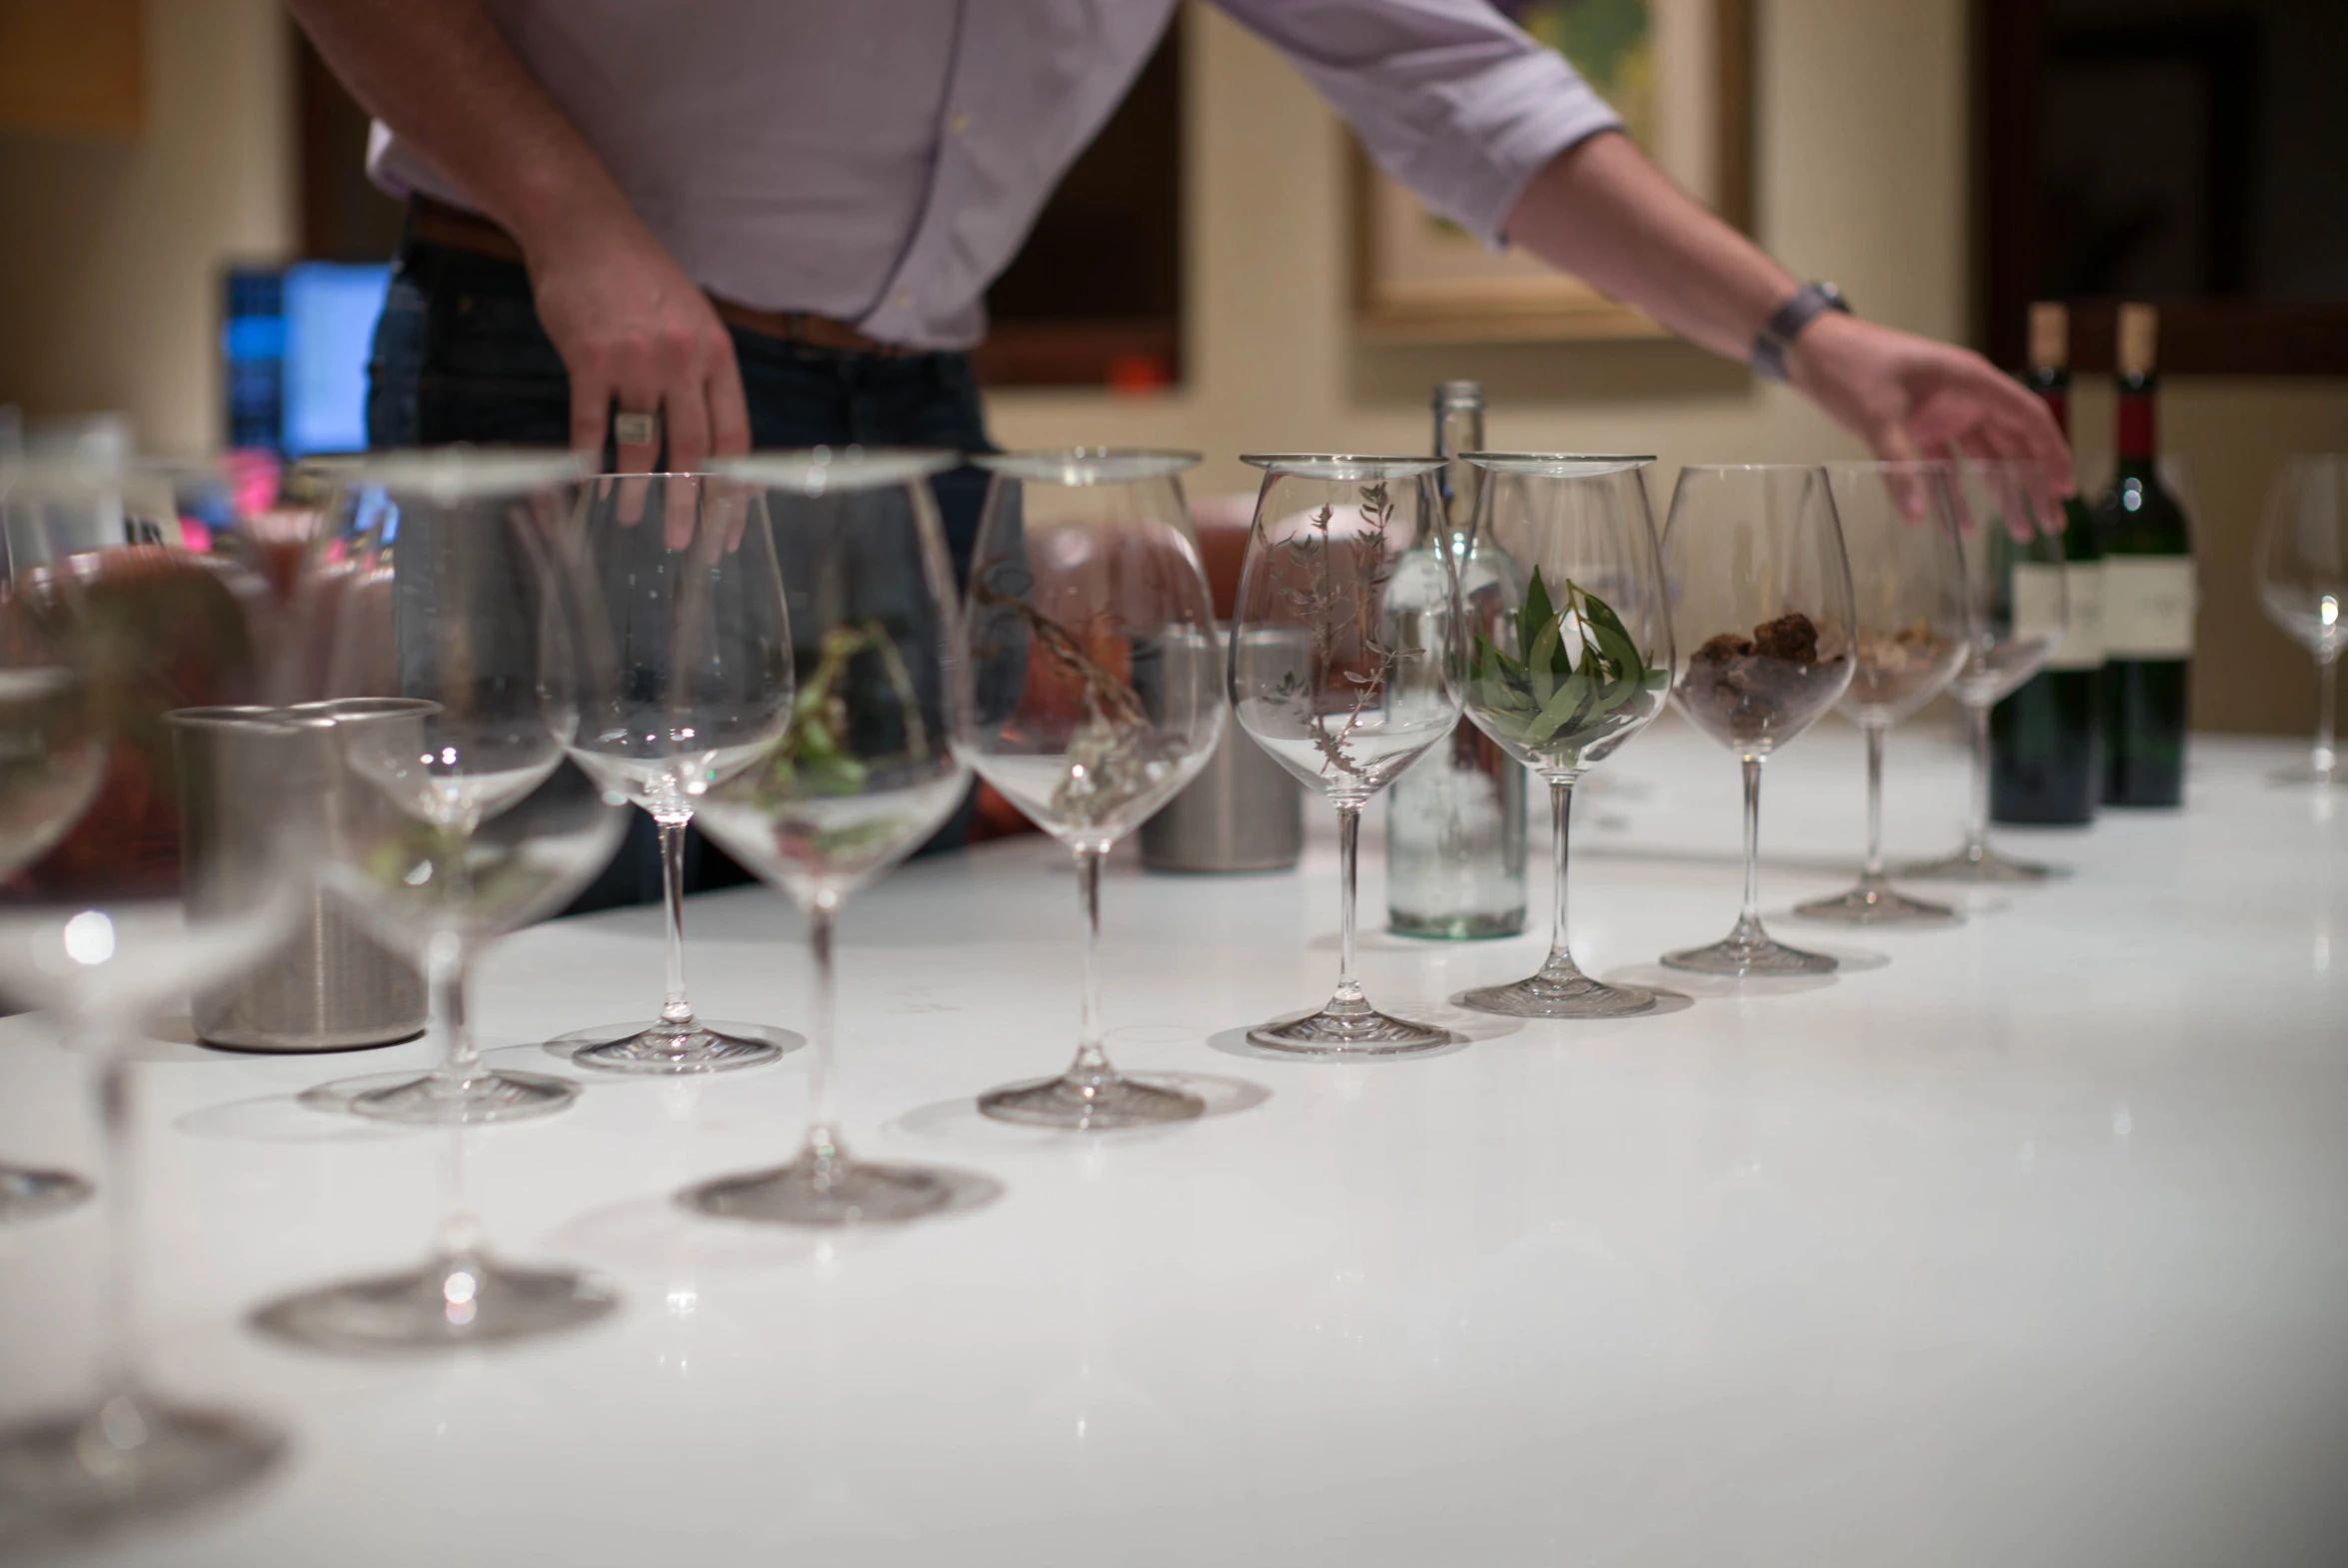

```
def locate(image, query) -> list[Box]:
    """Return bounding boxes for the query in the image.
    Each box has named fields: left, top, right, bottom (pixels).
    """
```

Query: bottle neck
left=2027, top=366, right=2070, bottom=440
left=2116, top=373, right=2157, bottom=469
left=1434, top=400, right=1483, bottom=544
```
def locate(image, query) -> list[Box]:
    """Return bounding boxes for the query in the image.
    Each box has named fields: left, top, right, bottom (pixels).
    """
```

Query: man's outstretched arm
left=288, top=0, right=748, bottom=474
left=1506, top=132, right=2072, bottom=493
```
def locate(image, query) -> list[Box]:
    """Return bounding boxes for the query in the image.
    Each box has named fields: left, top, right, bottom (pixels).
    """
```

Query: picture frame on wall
left=1352, top=0, right=1753, bottom=343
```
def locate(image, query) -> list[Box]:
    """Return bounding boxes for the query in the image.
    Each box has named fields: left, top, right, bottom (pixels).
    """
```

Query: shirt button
left=950, top=112, right=970, bottom=134
left=894, top=292, right=912, bottom=309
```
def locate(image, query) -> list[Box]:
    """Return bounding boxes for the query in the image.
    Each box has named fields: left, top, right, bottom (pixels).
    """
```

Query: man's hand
left=525, top=206, right=752, bottom=481
left=1787, top=312, right=2075, bottom=508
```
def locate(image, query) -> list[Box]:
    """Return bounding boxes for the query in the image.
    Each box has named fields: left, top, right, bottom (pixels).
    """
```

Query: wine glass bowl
left=2254, top=455, right=2348, bottom=785
left=1904, top=461, right=2070, bottom=883
left=1659, top=464, right=1855, bottom=976
left=1229, top=455, right=1464, bottom=1052
left=956, top=450, right=1223, bottom=1128
left=685, top=449, right=982, bottom=1224
left=1449, top=455, right=1672, bottom=1019
left=1793, top=462, right=1970, bottom=926
left=554, top=472, right=803, bottom=1074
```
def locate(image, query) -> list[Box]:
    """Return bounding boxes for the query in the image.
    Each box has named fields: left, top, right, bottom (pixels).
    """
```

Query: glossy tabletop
left=3, top=717, right=2343, bottom=1566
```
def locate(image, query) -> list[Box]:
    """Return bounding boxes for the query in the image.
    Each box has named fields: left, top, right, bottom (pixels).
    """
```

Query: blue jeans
left=366, top=232, right=991, bottom=911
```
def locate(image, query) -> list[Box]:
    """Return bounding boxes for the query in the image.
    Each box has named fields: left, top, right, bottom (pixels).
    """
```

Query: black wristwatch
left=1751, top=282, right=1851, bottom=383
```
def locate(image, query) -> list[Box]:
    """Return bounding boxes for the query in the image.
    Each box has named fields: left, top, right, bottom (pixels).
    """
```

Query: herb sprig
left=1469, top=567, right=1664, bottom=751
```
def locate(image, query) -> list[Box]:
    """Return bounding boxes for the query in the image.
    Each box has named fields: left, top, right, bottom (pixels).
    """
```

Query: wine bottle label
left=2102, top=557, right=2196, bottom=658
left=2010, top=561, right=2105, bottom=670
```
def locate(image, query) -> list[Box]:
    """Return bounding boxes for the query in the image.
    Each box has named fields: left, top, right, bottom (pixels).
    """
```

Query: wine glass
left=1659, top=465, right=1856, bottom=975
left=955, top=450, right=1223, bottom=1126
left=0, top=579, right=298, bottom=1525
left=1448, top=455, right=1672, bottom=1018
left=1793, top=462, right=1971, bottom=924
left=551, top=472, right=803, bottom=1072
left=251, top=449, right=634, bottom=1354
left=685, top=449, right=980, bottom=1223
left=2254, top=456, right=2348, bottom=786
left=1903, top=461, right=2069, bottom=882
left=1229, top=455, right=1464, bottom=1052
left=0, top=463, right=107, bottom=1222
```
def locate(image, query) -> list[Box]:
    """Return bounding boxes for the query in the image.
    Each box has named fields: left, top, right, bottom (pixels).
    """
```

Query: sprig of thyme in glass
left=1469, top=567, right=1664, bottom=751
left=754, top=620, right=928, bottom=803
left=1269, top=482, right=1398, bottom=782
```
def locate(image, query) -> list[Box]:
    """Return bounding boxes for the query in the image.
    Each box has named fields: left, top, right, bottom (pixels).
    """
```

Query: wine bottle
left=2096, top=304, right=2195, bottom=807
left=1991, top=302, right=2104, bottom=824
left=1385, top=381, right=1527, bottom=938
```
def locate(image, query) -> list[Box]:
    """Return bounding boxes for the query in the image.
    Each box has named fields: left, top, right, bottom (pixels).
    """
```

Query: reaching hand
left=1789, top=313, right=2074, bottom=517
left=524, top=207, right=752, bottom=483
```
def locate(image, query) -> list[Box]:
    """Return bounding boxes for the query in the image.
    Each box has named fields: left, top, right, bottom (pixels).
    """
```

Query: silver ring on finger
left=613, top=409, right=662, bottom=447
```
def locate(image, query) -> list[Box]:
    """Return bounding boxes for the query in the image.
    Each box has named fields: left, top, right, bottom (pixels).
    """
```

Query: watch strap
left=1752, top=282, right=1851, bottom=383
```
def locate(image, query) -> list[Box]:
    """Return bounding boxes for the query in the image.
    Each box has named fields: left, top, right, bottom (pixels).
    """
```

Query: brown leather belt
left=409, top=195, right=908, bottom=356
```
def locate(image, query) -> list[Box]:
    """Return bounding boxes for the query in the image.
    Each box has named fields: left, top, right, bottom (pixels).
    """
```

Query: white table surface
left=3, top=715, right=2344, bottom=1567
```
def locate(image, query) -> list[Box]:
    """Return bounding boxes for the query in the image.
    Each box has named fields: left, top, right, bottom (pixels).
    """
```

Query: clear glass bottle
left=1385, top=381, right=1528, bottom=938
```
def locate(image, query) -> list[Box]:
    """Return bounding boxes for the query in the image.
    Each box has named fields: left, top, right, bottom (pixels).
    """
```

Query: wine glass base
left=0, top=1393, right=282, bottom=1539
left=2269, top=763, right=2345, bottom=787
left=347, top=1069, right=579, bottom=1127
left=1457, top=969, right=1655, bottom=1019
left=1662, top=931, right=1838, bottom=977
left=1791, top=882, right=1960, bottom=925
left=978, top=1072, right=1205, bottom=1130
left=1900, top=845, right=2060, bottom=884
left=1246, top=1005, right=1454, bottom=1055
left=684, top=1156, right=957, bottom=1227
left=0, top=1162, right=92, bottom=1223
left=251, top=1251, right=617, bottom=1354
left=552, top=1020, right=800, bottom=1075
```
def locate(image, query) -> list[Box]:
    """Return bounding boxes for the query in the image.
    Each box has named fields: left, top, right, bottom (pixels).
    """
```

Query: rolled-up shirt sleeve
left=1212, top=0, right=1623, bottom=249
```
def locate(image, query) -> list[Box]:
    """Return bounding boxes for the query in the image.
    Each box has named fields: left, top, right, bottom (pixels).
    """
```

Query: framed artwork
left=1352, top=0, right=1753, bottom=343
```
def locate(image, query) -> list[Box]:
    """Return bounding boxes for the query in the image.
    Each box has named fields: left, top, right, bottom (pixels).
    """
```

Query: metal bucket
left=168, top=700, right=433, bottom=1051
left=1140, top=628, right=1302, bottom=873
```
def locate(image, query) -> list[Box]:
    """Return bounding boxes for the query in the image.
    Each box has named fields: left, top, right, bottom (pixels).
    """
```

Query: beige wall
left=0, top=0, right=2341, bottom=733
left=0, top=0, right=295, bottom=456
left=988, top=0, right=2348, bottom=737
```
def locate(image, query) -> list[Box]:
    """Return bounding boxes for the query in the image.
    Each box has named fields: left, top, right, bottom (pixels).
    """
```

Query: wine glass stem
left=1064, top=843, right=1116, bottom=1088
left=801, top=899, right=846, bottom=1189
left=1333, top=801, right=1365, bottom=1007
left=1543, top=776, right=1581, bottom=977
left=425, top=933, right=484, bottom=1094
left=1862, top=722, right=1888, bottom=880
left=1739, top=755, right=1765, bottom=934
left=1965, top=701, right=1992, bottom=856
left=90, top=1035, right=142, bottom=1405
left=2315, top=652, right=2339, bottom=781
left=656, top=812, right=695, bottom=1028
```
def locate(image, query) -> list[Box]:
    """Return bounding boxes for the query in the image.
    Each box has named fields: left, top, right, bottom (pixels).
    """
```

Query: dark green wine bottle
left=2095, top=304, right=2195, bottom=807
left=1992, top=302, right=2104, bottom=824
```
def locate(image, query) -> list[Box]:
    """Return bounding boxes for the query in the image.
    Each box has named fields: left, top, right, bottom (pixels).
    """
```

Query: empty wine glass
left=955, top=450, right=1223, bottom=1126
left=1660, top=464, right=1856, bottom=976
left=685, top=450, right=980, bottom=1224
left=0, top=469, right=105, bottom=1222
left=251, top=449, right=633, bottom=1353
left=1793, top=462, right=1971, bottom=924
left=552, top=473, right=803, bottom=1072
left=1904, top=461, right=2068, bottom=883
left=1449, top=456, right=1672, bottom=1018
left=2255, top=456, right=2348, bottom=786
left=0, top=565, right=298, bottom=1527
left=1229, top=455, right=1464, bottom=1052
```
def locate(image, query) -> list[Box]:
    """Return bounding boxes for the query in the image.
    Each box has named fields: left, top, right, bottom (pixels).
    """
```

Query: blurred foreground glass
left=2255, top=456, right=2348, bottom=786
left=252, top=449, right=631, bottom=1354
left=553, top=473, right=802, bottom=1072
left=0, top=541, right=297, bottom=1530
left=1230, top=456, right=1463, bottom=1052
left=1660, top=465, right=1855, bottom=976
left=1793, top=463, right=1970, bottom=925
left=686, top=450, right=979, bottom=1223
left=1904, top=461, right=2068, bottom=882
left=1451, top=456, right=1671, bottom=1017
left=957, top=451, right=1222, bottom=1126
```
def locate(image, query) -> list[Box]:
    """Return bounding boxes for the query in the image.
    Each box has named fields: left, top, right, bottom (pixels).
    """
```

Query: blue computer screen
left=280, top=262, right=391, bottom=457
